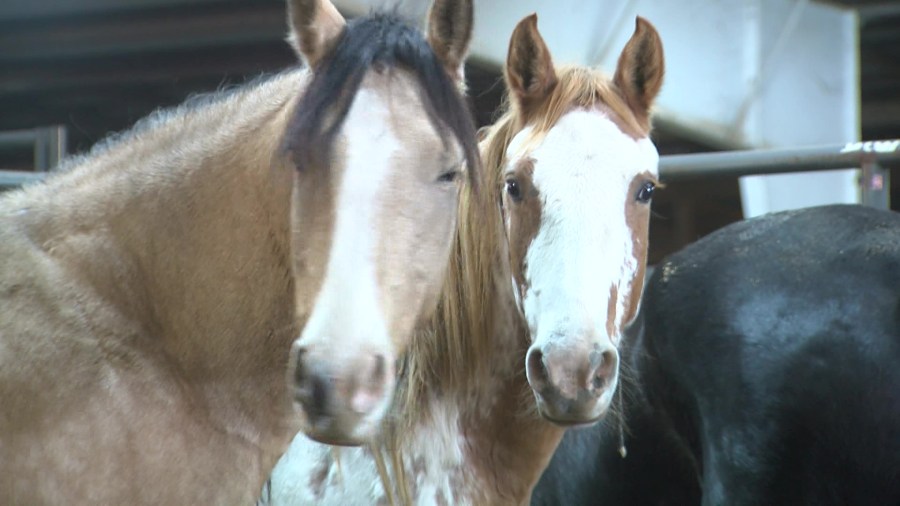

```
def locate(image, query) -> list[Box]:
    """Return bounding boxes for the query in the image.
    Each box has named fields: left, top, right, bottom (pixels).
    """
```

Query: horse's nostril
left=349, top=353, right=389, bottom=415
left=591, top=373, right=607, bottom=391
left=525, top=347, right=549, bottom=388
left=309, top=373, right=329, bottom=416
left=590, top=349, right=618, bottom=392
left=293, top=346, right=308, bottom=386
left=292, top=347, right=333, bottom=418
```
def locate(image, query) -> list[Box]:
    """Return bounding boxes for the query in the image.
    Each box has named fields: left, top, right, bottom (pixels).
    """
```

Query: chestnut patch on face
left=621, top=171, right=656, bottom=324
left=606, top=284, right=618, bottom=339
left=504, top=158, right=542, bottom=300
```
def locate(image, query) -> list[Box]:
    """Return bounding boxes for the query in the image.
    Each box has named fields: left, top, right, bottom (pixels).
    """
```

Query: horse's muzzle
left=289, top=342, right=393, bottom=445
left=525, top=339, right=619, bottom=425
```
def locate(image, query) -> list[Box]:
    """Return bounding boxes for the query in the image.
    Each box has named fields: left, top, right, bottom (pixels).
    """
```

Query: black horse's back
left=647, top=204, right=900, bottom=506
left=532, top=205, right=900, bottom=506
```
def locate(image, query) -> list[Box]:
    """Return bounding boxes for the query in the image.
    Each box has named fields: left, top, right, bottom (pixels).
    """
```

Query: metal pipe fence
left=658, top=139, right=899, bottom=209
left=658, top=140, right=900, bottom=180
left=0, top=126, right=68, bottom=172
left=0, top=170, right=47, bottom=187
left=1, top=133, right=898, bottom=208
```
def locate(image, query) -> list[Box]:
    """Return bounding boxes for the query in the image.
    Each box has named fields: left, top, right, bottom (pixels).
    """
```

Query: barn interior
left=1, top=0, right=898, bottom=262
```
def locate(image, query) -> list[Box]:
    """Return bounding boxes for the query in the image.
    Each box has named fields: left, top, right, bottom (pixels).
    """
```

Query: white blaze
left=296, top=87, right=400, bottom=436
left=507, top=108, right=658, bottom=354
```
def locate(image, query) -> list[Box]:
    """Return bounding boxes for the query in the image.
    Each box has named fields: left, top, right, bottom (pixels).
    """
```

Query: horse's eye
left=506, top=179, right=522, bottom=202
left=636, top=181, right=655, bottom=203
left=437, top=170, right=460, bottom=183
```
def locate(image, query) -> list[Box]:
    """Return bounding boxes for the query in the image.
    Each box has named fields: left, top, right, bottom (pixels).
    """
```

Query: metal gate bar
left=658, top=139, right=899, bottom=209
left=2, top=135, right=899, bottom=208
left=658, top=139, right=900, bottom=180
left=0, top=126, right=68, bottom=172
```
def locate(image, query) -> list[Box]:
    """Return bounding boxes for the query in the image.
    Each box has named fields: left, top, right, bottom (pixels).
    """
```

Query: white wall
left=335, top=0, right=861, bottom=217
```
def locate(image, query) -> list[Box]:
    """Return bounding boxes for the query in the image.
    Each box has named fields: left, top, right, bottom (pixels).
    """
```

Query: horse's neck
left=461, top=283, right=565, bottom=503
left=412, top=229, right=564, bottom=504
left=21, top=70, right=305, bottom=447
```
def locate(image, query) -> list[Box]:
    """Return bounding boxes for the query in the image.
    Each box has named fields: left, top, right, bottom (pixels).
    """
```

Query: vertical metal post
left=860, top=161, right=890, bottom=209
left=49, top=125, right=67, bottom=170
left=33, top=128, right=50, bottom=172
left=33, top=126, right=67, bottom=172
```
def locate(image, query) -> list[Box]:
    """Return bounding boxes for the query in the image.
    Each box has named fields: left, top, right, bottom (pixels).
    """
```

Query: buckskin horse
left=265, top=13, right=665, bottom=505
left=0, top=0, right=479, bottom=503
left=532, top=204, right=900, bottom=506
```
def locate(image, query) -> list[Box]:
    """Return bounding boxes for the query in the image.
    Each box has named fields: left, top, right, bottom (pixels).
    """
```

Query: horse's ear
left=286, top=0, right=346, bottom=69
left=613, top=17, right=664, bottom=132
left=505, top=14, right=557, bottom=115
left=426, top=0, right=474, bottom=84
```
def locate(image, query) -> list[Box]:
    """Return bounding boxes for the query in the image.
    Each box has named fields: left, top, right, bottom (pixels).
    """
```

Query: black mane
left=283, top=12, right=480, bottom=186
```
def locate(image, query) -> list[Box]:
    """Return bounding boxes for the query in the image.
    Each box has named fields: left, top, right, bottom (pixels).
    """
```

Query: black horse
left=532, top=204, right=900, bottom=506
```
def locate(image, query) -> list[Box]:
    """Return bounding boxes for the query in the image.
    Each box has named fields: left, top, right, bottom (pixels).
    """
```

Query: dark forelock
left=282, top=12, right=481, bottom=189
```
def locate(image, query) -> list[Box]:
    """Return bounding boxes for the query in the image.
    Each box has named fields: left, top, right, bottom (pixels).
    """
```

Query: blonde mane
left=378, top=64, right=648, bottom=504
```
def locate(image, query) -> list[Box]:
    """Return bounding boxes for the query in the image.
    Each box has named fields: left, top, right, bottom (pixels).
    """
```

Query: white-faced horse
left=533, top=204, right=900, bottom=506
left=0, top=0, right=478, bottom=503
left=265, top=13, right=664, bottom=505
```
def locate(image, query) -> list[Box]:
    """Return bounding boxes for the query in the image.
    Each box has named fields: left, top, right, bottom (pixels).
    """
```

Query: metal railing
left=657, top=139, right=899, bottom=209
left=0, top=170, right=48, bottom=187
left=0, top=126, right=68, bottom=191
left=0, top=125, right=68, bottom=171
left=1, top=133, right=897, bottom=208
